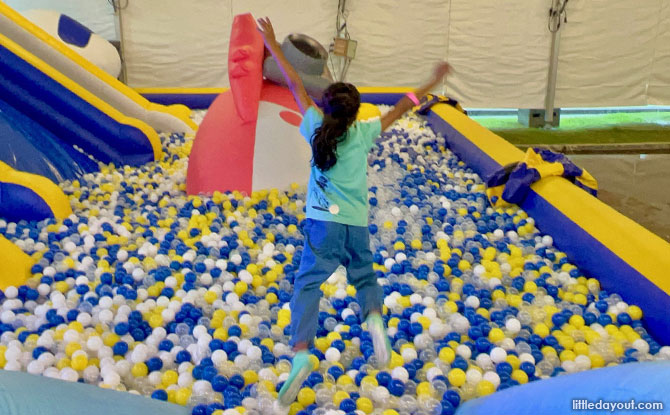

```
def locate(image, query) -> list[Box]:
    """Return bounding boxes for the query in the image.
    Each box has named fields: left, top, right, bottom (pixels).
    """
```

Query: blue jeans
left=289, top=219, right=383, bottom=347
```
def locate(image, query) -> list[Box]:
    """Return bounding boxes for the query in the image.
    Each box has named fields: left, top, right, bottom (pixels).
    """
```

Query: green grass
left=471, top=112, right=670, bottom=145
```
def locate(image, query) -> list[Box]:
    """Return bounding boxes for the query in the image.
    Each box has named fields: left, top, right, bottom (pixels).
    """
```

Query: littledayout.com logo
left=572, top=399, right=664, bottom=412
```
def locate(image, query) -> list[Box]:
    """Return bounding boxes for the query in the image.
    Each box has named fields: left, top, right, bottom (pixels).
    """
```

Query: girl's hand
left=433, top=62, right=452, bottom=81
left=257, top=17, right=278, bottom=47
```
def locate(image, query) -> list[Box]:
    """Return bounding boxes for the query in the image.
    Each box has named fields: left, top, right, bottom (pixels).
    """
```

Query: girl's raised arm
left=257, top=17, right=315, bottom=115
left=380, top=62, right=451, bottom=132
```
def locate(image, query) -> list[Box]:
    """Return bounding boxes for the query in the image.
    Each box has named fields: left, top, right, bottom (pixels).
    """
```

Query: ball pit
left=1, top=108, right=669, bottom=415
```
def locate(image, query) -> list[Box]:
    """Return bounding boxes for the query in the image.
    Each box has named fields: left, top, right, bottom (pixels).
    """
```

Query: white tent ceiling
left=6, top=0, right=670, bottom=108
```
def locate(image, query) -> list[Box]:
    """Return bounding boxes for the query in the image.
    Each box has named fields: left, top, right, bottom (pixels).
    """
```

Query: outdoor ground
left=472, top=111, right=670, bottom=145
left=469, top=110, right=670, bottom=242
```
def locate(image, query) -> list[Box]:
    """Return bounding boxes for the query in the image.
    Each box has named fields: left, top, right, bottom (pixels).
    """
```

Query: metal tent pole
left=544, top=0, right=568, bottom=127
left=111, top=0, right=128, bottom=83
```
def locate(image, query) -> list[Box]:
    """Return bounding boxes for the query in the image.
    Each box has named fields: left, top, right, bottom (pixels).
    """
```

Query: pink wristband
left=406, top=92, right=420, bottom=106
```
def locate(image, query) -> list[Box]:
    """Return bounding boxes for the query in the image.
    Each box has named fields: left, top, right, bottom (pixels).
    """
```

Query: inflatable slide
left=0, top=2, right=196, bottom=134
left=0, top=3, right=187, bottom=288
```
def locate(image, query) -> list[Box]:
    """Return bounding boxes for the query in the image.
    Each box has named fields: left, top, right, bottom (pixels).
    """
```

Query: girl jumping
left=257, top=17, right=451, bottom=406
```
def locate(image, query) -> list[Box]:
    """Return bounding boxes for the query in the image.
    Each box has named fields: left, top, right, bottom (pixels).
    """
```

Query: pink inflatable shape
left=186, top=13, right=312, bottom=195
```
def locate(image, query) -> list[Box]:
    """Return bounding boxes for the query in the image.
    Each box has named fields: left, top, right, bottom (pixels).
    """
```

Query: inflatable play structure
left=0, top=3, right=196, bottom=134
left=186, top=13, right=378, bottom=196
left=0, top=2, right=193, bottom=286
left=457, top=361, right=670, bottom=414
left=22, top=9, right=122, bottom=78
left=0, top=371, right=189, bottom=415
left=0, top=7, right=669, bottom=415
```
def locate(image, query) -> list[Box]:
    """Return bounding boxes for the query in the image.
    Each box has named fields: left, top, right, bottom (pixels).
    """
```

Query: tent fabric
left=554, top=0, right=662, bottom=108
left=344, top=0, right=450, bottom=92
left=8, top=0, right=670, bottom=107
left=4, top=0, right=115, bottom=40
left=121, top=0, right=231, bottom=88
left=444, top=0, right=552, bottom=109
left=648, top=0, right=670, bottom=105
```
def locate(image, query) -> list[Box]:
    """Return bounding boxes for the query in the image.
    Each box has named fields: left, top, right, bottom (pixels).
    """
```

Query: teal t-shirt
left=299, top=106, right=382, bottom=227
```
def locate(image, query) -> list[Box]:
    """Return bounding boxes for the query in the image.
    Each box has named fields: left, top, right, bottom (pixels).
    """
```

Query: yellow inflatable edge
left=0, top=161, right=72, bottom=290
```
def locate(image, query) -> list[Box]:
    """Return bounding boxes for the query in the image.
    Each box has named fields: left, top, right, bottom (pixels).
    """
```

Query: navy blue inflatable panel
left=141, top=90, right=404, bottom=110
left=361, top=92, right=405, bottom=105
left=520, top=187, right=670, bottom=346
left=425, top=110, right=670, bottom=346
left=0, top=97, right=98, bottom=182
left=457, top=361, right=670, bottom=415
left=141, top=93, right=220, bottom=110
left=0, top=182, right=53, bottom=222
left=0, top=371, right=189, bottom=415
left=0, top=43, right=154, bottom=170
left=58, top=14, right=93, bottom=48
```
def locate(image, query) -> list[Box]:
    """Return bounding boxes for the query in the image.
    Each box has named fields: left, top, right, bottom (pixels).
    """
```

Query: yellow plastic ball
left=162, top=370, right=178, bottom=385
left=288, top=402, right=303, bottom=415
left=523, top=281, right=537, bottom=293
left=569, top=315, right=585, bottom=328
left=308, top=354, right=320, bottom=371
left=533, top=323, right=550, bottom=338
left=204, top=291, right=217, bottom=304
left=234, top=281, right=248, bottom=296
left=314, top=337, right=329, bottom=353
left=628, top=305, right=643, bottom=320
left=447, top=368, right=466, bottom=387
left=68, top=321, right=84, bottom=332
left=243, top=370, right=258, bottom=385
left=175, top=388, right=191, bottom=405
left=506, top=355, right=520, bottom=370
left=56, top=358, right=71, bottom=370
left=357, top=397, right=374, bottom=414
left=416, top=381, right=433, bottom=397
left=337, top=375, right=354, bottom=387
left=65, top=342, right=82, bottom=357
left=590, top=353, right=605, bottom=368
left=297, top=388, right=316, bottom=406
left=417, top=316, right=431, bottom=330
left=71, top=354, right=88, bottom=371
left=361, top=375, right=378, bottom=387
left=333, top=390, right=350, bottom=406
left=488, top=328, right=505, bottom=343
left=389, top=351, right=404, bottom=369
left=357, top=103, right=381, bottom=121
left=560, top=350, right=576, bottom=362
left=511, top=369, right=528, bottom=384
left=574, top=342, right=589, bottom=356
left=149, top=314, right=164, bottom=328
left=131, top=362, right=148, bottom=377
left=439, top=347, right=456, bottom=364
left=476, top=380, right=496, bottom=396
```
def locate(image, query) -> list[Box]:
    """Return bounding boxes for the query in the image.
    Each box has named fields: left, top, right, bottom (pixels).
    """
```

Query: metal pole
left=544, top=0, right=563, bottom=127
left=112, top=0, right=128, bottom=83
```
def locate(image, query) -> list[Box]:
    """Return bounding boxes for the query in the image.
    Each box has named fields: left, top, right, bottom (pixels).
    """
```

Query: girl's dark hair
left=311, top=82, right=360, bottom=171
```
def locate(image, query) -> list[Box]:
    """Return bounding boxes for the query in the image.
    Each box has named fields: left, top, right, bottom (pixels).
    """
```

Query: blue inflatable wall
left=0, top=42, right=155, bottom=181
left=0, top=371, right=189, bottom=415
left=456, top=361, right=670, bottom=415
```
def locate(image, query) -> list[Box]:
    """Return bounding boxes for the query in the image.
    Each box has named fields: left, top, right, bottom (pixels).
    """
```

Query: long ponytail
left=311, top=83, right=360, bottom=171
